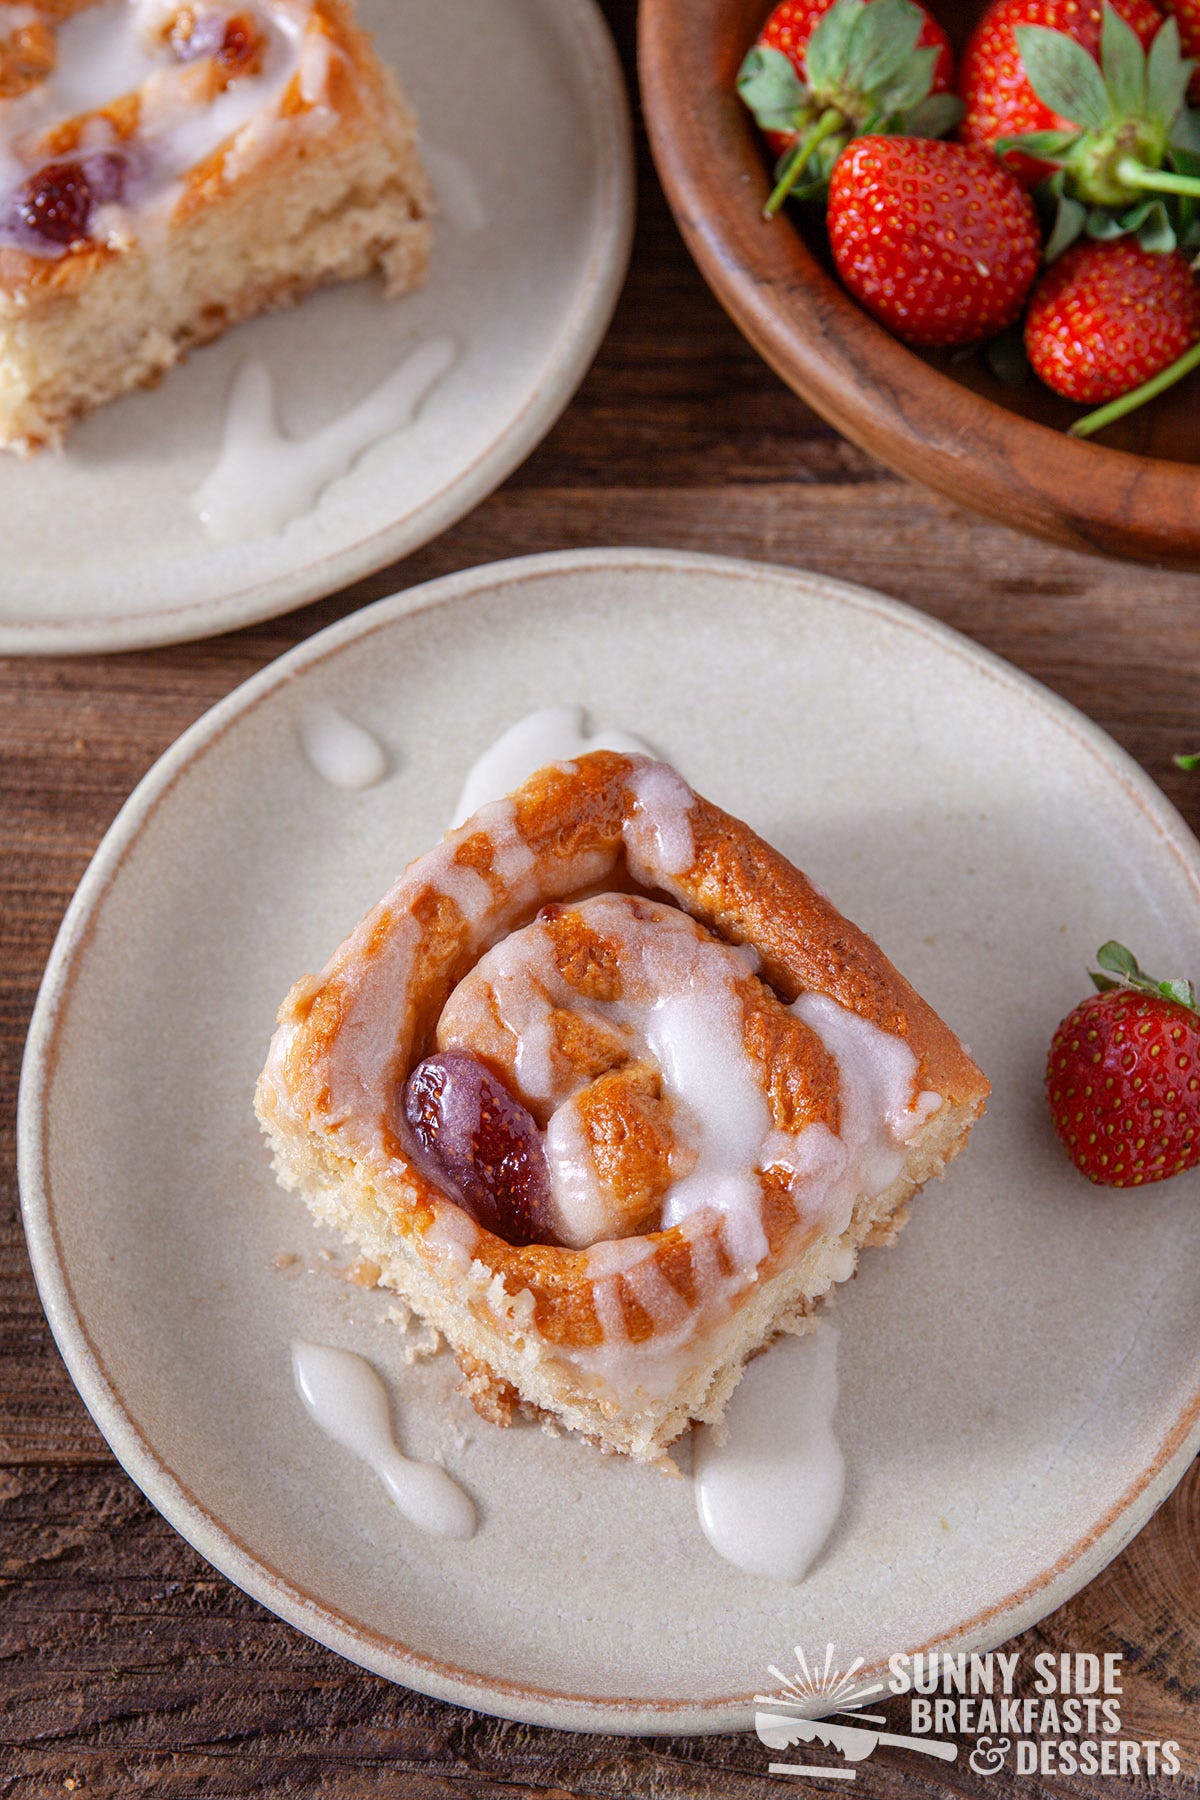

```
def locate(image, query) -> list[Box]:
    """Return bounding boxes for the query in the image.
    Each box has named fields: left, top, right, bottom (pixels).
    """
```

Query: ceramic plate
left=0, top=1, right=632, bottom=656
left=19, top=549, right=1200, bottom=1735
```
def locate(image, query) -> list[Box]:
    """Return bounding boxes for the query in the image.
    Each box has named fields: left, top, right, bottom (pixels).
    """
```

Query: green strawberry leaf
left=1083, top=204, right=1125, bottom=237
left=985, top=325, right=1030, bottom=385
left=1016, top=23, right=1113, bottom=132
left=1170, top=106, right=1200, bottom=155
left=1165, top=141, right=1200, bottom=236
left=1135, top=198, right=1177, bottom=251
left=737, top=52, right=801, bottom=126
left=876, top=42, right=938, bottom=114
left=737, top=45, right=808, bottom=131
left=1147, top=14, right=1192, bottom=125
left=1042, top=172, right=1088, bottom=259
left=1092, top=940, right=1199, bottom=1010
left=1100, top=1, right=1148, bottom=119
left=806, top=0, right=868, bottom=94
left=842, top=0, right=923, bottom=95
left=898, top=91, right=964, bottom=137
left=1096, top=940, right=1141, bottom=979
left=1080, top=198, right=1174, bottom=248
left=1174, top=750, right=1200, bottom=770
left=994, top=128, right=1080, bottom=162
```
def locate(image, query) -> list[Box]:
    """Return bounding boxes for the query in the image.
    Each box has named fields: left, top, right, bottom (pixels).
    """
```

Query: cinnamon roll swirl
left=256, top=751, right=989, bottom=1462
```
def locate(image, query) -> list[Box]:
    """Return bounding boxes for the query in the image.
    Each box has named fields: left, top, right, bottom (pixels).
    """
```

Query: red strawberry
left=959, top=0, right=1164, bottom=186
left=1046, top=942, right=1200, bottom=1187
left=826, top=135, right=1041, bottom=346
left=1024, top=239, right=1200, bottom=403
left=757, top=0, right=954, bottom=157
left=737, top=0, right=963, bottom=210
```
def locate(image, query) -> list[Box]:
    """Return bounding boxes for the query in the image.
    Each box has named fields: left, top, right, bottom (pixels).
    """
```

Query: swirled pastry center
left=427, top=892, right=843, bottom=1253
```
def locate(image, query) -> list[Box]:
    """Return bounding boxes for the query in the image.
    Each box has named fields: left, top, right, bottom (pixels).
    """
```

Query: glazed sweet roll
left=0, top=0, right=432, bottom=450
left=256, top=752, right=990, bottom=1462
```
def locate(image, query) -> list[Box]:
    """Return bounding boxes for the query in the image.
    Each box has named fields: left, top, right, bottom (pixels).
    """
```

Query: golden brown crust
left=258, top=751, right=991, bottom=1369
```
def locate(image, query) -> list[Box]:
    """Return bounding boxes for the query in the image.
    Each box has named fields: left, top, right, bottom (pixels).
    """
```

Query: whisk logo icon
left=755, top=1647, right=959, bottom=1781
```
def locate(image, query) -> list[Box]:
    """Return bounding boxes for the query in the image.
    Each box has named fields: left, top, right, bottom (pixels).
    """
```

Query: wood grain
left=2, top=2, right=1200, bottom=1792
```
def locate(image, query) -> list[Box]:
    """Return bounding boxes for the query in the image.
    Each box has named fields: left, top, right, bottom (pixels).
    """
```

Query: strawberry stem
left=1070, top=337, right=1200, bottom=437
left=764, top=107, right=845, bottom=215
left=1113, top=157, right=1200, bottom=199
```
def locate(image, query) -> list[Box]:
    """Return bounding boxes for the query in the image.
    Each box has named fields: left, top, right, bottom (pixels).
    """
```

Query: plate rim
left=18, top=545, right=1200, bottom=1734
left=0, top=0, right=634, bottom=658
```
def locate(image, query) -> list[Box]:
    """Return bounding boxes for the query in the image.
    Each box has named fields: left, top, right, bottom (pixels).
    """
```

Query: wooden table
left=3, top=4, right=1199, bottom=1793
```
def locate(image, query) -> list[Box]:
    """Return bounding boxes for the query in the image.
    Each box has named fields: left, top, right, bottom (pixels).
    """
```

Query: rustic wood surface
left=3, top=3, right=1200, bottom=1794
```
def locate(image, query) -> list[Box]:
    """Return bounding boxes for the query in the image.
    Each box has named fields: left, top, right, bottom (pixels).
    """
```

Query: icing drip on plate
left=693, top=1325, right=843, bottom=1581
left=291, top=1339, right=475, bottom=1539
left=450, top=706, right=657, bottom=827
left=298, top=704, right=388, bottom=790
left=192, top=336, right=456, bottom=541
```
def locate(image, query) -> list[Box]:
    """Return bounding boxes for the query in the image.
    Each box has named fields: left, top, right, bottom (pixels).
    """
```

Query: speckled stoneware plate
left=0, top=1, right=632, bottom=657
left=19, top=549, right=1200, bottom=1734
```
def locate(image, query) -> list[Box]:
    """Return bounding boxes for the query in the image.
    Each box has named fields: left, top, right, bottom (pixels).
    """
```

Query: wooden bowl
left=638, top=0, right=1200, bottom=566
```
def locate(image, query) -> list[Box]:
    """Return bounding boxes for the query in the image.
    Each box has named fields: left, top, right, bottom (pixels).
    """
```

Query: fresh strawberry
left=826, top=135, right=1041, bottom=345
left=755, top=0, right=954, bottom=157
left=737, top=0, right=963, bottom=211
left=966, top=1, right=1200, bottom=262
left=1046, top=941, right=1200, bottom=1187
left=959, top=0, right=1164, bottom=187
left=1024, top=238, right=1200, bottom=401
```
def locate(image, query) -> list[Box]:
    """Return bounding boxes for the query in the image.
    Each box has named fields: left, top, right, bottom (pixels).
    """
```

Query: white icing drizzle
left=0, top=0, right=320, bottom=253
left=623, top=761, right=696, bottom=880
left=543, top=1099, right=610, bottom=1248
left=791, top=992, right=942, bottom=1213
left=450, top=706, right=657, bottom=827
left=444, top=895, right=911, bottom=1275
left=418, top=840, right=495, bottom=926
left=420, top=1199, right=478, bottom=1270
left=192, top=337, right=456, bottom=542
left=442, top=893, right=779, bottom=1261
left=291, top=1339, right=476, bottom=1539
left=431, top=890, right=945, bottom=1397
left=693, top=1325, right=843, bottom=1582
left=261, top=749, right=946, bottom=1411
left=419, top=139, right=484, bottom=232
left=298, top=704, right=387, bottom=790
